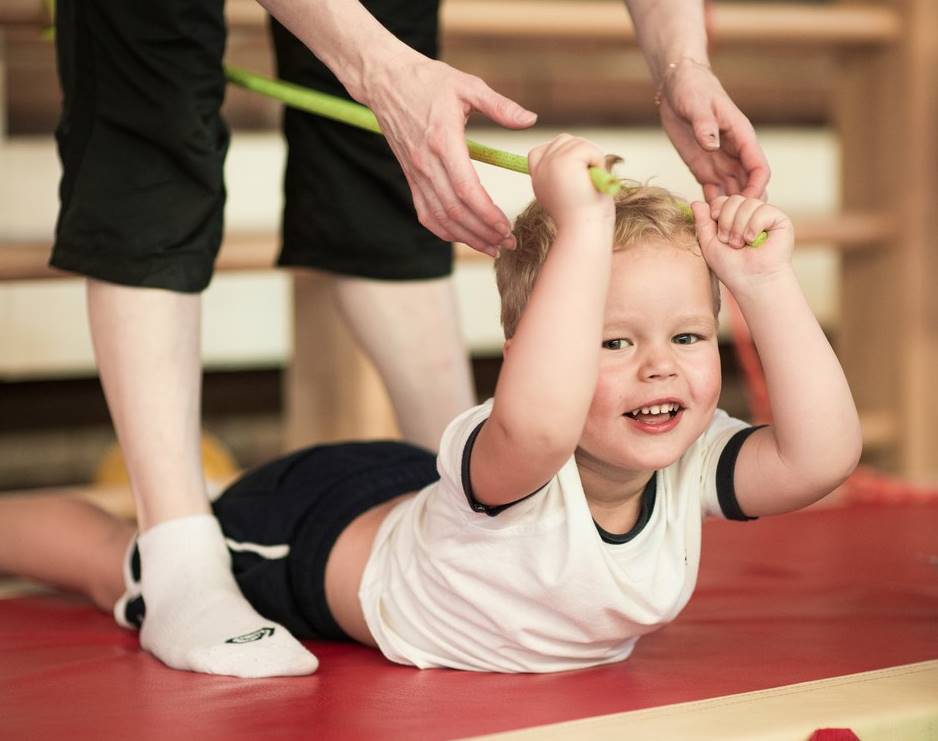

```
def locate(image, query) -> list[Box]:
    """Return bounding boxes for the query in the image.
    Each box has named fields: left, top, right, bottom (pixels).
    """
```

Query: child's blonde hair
left=495, top=183, right=721, bottom=339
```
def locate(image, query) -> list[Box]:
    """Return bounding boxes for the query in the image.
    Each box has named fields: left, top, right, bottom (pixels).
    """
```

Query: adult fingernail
left=500, top=237, right=516, bottom=250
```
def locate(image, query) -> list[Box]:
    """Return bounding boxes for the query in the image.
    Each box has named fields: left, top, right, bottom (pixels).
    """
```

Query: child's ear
left=502, top=338, right=512, bottom=355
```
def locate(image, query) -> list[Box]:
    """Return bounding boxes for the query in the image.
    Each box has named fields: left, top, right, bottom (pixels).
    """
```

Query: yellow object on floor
left=94, top=433, right=240, bottom=488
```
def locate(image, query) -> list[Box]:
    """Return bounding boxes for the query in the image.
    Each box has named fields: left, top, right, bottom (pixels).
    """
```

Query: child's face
left=578, top=240, right=722, bottom=475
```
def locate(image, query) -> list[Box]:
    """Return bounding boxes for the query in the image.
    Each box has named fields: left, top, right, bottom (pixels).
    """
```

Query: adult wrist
left=653, top=56, right=712, bottom=106
left=349, top=38, right=421, bottom=105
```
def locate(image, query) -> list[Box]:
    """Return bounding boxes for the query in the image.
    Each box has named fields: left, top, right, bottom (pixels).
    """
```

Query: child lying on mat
left=0, top=135, right=861, bottom=676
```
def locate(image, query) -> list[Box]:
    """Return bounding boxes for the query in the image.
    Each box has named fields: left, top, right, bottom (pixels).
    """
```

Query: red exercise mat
left=1, top=503, right=936, bottom=741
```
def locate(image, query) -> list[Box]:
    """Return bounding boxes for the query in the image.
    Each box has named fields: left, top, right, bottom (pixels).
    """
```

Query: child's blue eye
left=602, top=338, right=631, bottom=350
left=673, top=333, right=701, bottom=345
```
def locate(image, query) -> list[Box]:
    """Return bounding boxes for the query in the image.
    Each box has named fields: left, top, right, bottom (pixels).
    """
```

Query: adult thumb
left=693, top=116, right=721, bottom=151
left=471, top=82, right=537, bottom=130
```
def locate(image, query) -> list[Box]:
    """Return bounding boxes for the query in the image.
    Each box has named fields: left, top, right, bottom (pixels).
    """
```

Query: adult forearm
left=624, top=0, right=710, bottom=82
left=734, top=270, right=862, bottom=484
left=257, top=0, right=414, bottom=103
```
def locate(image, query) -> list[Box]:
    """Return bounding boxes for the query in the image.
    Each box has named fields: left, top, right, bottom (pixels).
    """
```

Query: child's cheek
left=588, top=364, right=625, bottom=418
left=686, top=348, right=722, bottom=409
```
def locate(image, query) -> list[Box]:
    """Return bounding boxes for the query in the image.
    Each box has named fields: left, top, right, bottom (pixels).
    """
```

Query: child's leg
left=0, top=493, right=132, bottom=611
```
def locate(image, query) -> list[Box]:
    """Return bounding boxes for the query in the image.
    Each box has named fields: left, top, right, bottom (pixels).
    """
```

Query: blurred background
left=1, top=0, right=935, bottom=496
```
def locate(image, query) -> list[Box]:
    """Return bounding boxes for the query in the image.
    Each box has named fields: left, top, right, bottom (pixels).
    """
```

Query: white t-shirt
left=359, top=400, right=754, bottom=673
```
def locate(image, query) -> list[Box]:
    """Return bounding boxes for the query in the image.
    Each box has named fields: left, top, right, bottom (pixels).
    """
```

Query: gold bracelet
left=654, top=57, right=712, bottom=106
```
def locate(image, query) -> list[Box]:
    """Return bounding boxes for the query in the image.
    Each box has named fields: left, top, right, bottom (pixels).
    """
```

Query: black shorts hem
left=50, top=244, right=215, bottom=293
left=278, top=244, right=454, bottom=282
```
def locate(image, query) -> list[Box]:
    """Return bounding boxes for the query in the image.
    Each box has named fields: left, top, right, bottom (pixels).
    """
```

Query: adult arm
left=625, top=0, right=770, bottom=200
left=257, top=0, right=538, bottom=256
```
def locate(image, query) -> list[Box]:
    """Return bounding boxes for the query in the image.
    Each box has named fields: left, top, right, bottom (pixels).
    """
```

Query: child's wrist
left=552, top=222, right=615, bottom=253
left=727, top=266, right=800, bottom=306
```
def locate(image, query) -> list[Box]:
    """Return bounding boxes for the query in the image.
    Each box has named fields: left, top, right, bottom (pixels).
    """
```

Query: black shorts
left=51, top=0, right=451, bottom=293
left=119, top=440, right=439, bottom=640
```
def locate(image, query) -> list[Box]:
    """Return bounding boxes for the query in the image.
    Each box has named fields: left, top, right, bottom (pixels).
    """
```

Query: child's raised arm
left=692, top=197, right=863, bottom=516
left=469, top=135, right=616, bottom=508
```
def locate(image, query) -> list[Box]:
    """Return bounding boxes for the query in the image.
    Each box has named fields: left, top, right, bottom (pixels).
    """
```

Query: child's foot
left=135, top=514, right=318, bottom=678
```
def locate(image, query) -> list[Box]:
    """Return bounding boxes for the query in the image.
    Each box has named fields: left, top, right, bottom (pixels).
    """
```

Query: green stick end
left=589, top=167, right=621, bottom=196
left=750, top=231, right=768, bottom=248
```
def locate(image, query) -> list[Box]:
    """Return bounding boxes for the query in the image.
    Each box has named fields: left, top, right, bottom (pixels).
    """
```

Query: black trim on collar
left=461, top=420, right=546, bottom=517
left=715, top=425, right=765, bottom=521
left=594, top=473, right=657, bottom=544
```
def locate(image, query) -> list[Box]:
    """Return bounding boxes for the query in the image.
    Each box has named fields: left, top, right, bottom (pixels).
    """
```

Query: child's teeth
left=650, top=404, right=662, bottom=414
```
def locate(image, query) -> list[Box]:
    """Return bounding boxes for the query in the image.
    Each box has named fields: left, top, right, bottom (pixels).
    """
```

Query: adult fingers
left=732, top=129, right=771, bottom=199
left=692, top=114, right=721, bottom=152
left=465, top=77, right=538, bottom=130
left=703, top=182, right=725, bottom=203
left=407, top=156, right=503, bottom=256
left=433, top=127, right=515, bottom=249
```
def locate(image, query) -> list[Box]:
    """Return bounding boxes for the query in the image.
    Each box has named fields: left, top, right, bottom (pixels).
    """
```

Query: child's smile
left=578, top=240, right=722, bottom=478
left=623, top=398, right=685, bottom=432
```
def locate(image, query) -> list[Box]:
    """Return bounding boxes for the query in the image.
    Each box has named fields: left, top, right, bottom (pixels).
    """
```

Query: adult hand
left=363, top=52, right=538, bottom=257
left=657, top=59, right=770, bottom=202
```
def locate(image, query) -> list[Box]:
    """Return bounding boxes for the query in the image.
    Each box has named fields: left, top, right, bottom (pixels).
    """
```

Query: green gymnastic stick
left=225, top=66, right=620, bottom=195
left=225, top=66, right=765, bottom=246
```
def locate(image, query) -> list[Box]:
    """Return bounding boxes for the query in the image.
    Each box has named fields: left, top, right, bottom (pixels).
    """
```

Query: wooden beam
left=894, top=0, right=938, bottom=481
left=220, top=2, right=903, bottom=47
left=0, top=1, right=48, bottom=26
left=1, top=211, right=891, bottom=282
left=0, top=234, right=280, bottom=282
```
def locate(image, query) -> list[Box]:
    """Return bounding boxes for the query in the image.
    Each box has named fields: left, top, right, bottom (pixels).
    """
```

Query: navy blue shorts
left=120, top=441, right=439, bottom=640
left=51, top=0, right=451, bottom=293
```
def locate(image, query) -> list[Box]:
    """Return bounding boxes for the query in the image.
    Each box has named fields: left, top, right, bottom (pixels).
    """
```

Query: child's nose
left=640, top=347, right=678, bottom=380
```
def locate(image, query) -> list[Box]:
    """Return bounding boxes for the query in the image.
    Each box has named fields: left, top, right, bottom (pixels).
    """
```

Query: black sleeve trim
left=460, top=420, right=547, bottom=517
left=715, top=425, right=766, bottom=521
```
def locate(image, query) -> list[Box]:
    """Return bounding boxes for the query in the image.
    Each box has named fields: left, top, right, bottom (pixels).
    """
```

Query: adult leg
left=332, top=275, right=474, bottom=451
left=86, top=281, right=317, bottom=677
left=51, top=0, right=316, bottom=677
left=87, top=282, right=208, bottom=530
left=270, top=0, right=474, bottom=450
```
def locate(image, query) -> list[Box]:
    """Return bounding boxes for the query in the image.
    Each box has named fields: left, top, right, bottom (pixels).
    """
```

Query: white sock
left=136, top=514, right=318, bottom=678
left=113, top=535, right=141, bottom=630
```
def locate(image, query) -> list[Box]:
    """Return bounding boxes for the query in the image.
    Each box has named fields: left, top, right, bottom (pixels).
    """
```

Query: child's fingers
left=747, top=203, right=791, bottom=239
left=527, top=143, right=547, bottom=174
left=709, top=195, right=730, bottom=220
left=691, top=201, right=718, bottom=247
left=730, top=198, right=763, bottom=247
left=554, top=136, right=606, bottom=166
left=715, top=194, right=746, bottom=244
